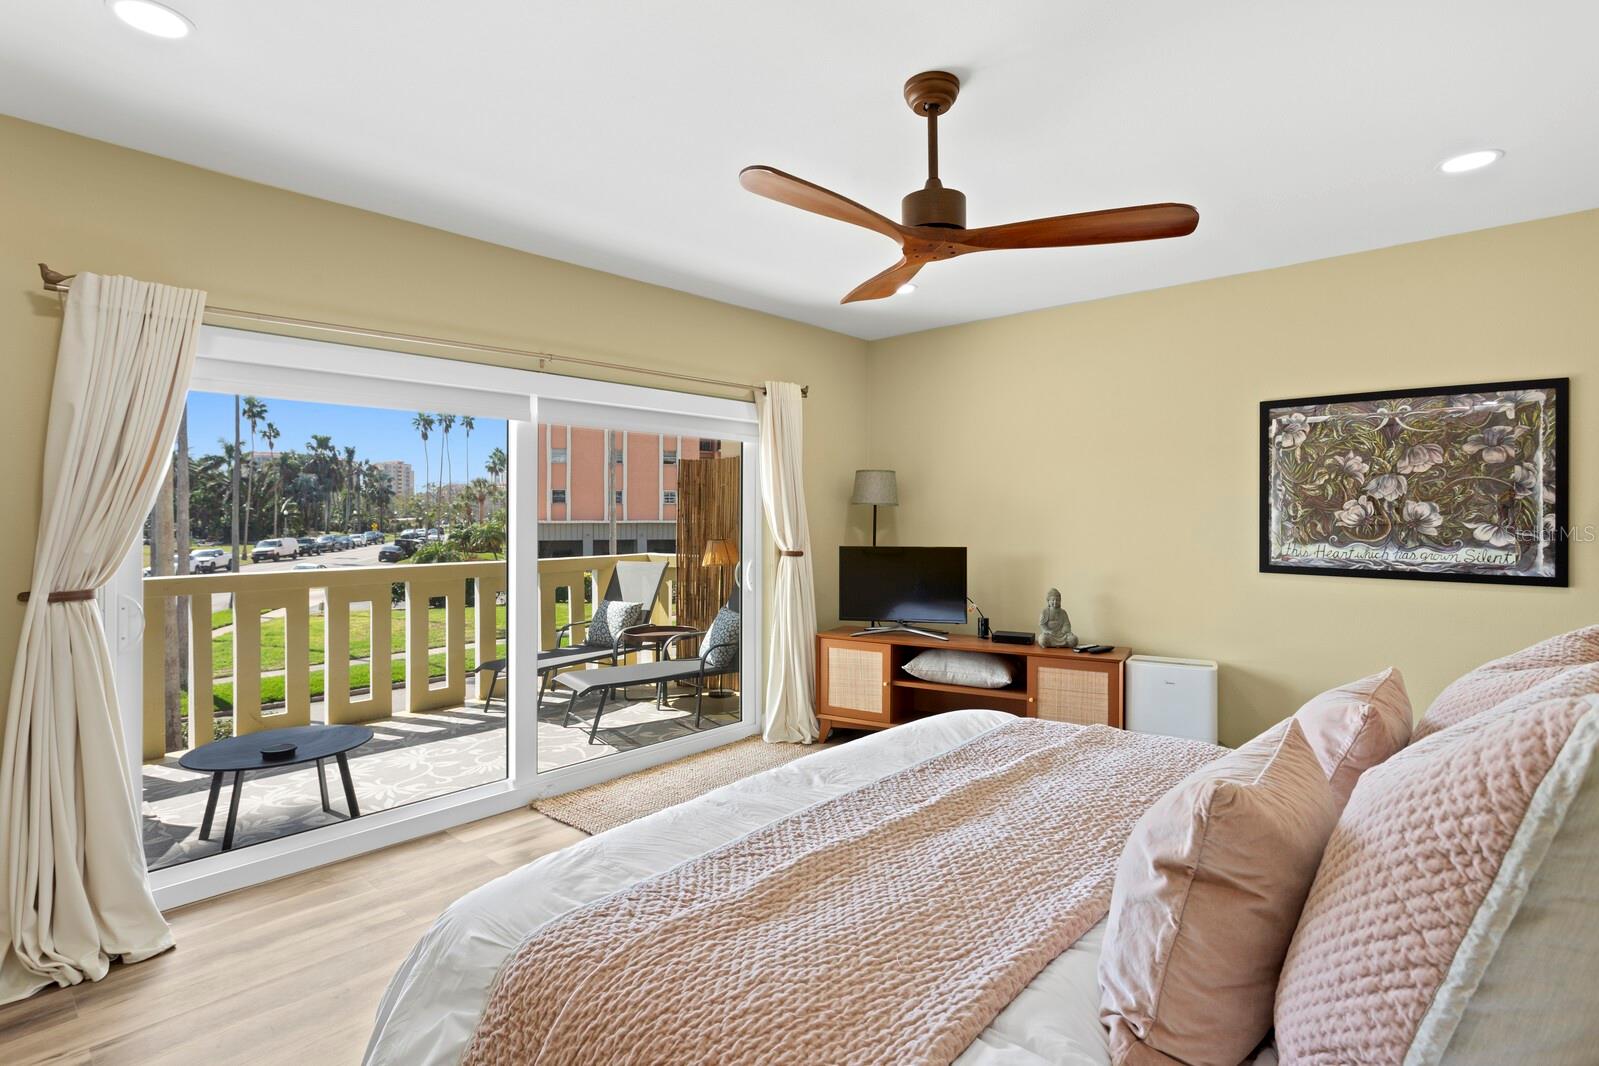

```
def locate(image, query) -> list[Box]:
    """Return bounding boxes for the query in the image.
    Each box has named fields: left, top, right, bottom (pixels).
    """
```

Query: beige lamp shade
left=850, top=469, right=899, bottom=506
left=701, top=537, right=740, bottom=567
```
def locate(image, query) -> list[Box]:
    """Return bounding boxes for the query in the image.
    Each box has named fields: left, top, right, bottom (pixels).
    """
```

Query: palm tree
left=364, top=466, right=394, bottom=531
left=305, top=434, right=338, bottom=530
left=342, top=445, right=359, bottom=529
left=261, top=421, right=281, bottom=534
left=437, top=412, right=457, bottom=517
left=465, top=477, right=495, bottom=523
left=485, top=445, right=507, bottom=487
left=240, top=396, right=268, bottom=542
left=289, top=473, right=321, bottom=533
left=412, top=412, right=435, bottom=519
left=460, top=415, right=475, bottom=486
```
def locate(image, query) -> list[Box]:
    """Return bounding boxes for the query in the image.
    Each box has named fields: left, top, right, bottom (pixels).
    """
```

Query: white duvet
left=365, top=709, right=1276, bottom=1066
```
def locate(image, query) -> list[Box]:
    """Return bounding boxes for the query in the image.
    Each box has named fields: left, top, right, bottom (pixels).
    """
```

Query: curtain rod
left=37, top=264, right=806, bottom=399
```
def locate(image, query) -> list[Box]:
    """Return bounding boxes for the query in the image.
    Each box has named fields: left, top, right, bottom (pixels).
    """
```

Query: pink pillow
left=1414, top=625, right=1599, bottom=741
left=1273, top=687, right=1599, bottom=1063
left=1099, top=720, right=1337, bottom=1066
left=1292, top=667, right=1412, bottom=807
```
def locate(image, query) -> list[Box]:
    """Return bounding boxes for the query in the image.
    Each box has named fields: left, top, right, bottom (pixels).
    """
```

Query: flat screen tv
left=839, top=546, right=967, bottom=627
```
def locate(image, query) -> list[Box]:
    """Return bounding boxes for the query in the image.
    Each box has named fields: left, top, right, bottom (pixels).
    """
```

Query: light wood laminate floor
left=0, top=809, right=587, bottom=1065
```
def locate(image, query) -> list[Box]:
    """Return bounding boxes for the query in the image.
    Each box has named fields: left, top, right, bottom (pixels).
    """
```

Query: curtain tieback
left=778, top=550, right=805, bottom=557
left=16, top=588, right=98, bottom=604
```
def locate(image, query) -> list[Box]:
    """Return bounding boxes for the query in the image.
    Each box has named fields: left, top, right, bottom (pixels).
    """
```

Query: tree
left=364, top=466, right=395, bottom=531
left=187, top=453, right=230, bottom=539
left=437, top=412, right=456, bottom=518
left=485, top=445, right=507, bottom=487
left=412, top=412, right=434, bottom=520
left=240, top=396, right=268, bottom=542
left=261, top=421, right=282, bottom=534
left=342, top=445, right=359, bottom=529
left=460, top=415, right=475, bottom=488
left=465, top=477, right=495, bottom=523
left=151, top=441, right=182, bottom=751
left=305, top=434, right=337, bottom=530
left=289, top=472, right=321, bottom=533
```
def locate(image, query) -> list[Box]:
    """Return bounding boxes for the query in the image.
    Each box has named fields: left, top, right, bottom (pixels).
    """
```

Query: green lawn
left=205, top=601, right=573, bottom=680
left=188, top=639, right=509, bottom=717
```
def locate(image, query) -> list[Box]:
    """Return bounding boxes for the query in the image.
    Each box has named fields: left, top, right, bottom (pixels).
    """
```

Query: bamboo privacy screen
left=676, top=455, right=741, bottom=687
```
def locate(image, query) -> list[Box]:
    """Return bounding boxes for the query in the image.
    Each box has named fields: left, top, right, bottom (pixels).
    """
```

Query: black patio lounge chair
left=477, top=558, right=670, bottom=709
left=552, top=588, right=741, bottom=743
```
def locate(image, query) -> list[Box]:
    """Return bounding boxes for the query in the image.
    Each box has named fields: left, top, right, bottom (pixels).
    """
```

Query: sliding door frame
left=133, top=326, right=760, bottom=909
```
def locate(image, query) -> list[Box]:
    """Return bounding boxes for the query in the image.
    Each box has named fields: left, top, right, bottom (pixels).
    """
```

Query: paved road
left=206, top=542, right=395, bottom=612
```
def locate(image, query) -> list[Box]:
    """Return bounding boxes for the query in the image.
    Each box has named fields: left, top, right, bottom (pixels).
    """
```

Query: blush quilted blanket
left=462, top=719, right=1223, bottom=1066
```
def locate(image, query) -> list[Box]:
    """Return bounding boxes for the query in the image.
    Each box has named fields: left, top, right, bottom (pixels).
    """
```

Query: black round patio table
left=178, top=724, right=373, bottom=852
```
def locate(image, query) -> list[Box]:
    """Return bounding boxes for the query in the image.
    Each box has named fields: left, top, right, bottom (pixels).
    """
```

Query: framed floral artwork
left=1260, top=378, right=1568, bottom=585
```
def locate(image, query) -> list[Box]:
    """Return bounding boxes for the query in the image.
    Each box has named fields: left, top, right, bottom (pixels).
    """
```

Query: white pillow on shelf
left=902, top=649, right=1014, bottom=689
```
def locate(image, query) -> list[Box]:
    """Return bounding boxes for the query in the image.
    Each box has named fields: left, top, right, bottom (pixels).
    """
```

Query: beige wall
left=867, top=210, right=1598, bottom=745
left=5, top=113, right=1595, bottom=748
left=0, top=115, right=869, bottom=707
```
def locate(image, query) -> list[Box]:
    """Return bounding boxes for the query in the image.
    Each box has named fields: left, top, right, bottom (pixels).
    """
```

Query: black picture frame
left=1259, top=378, right=1569, bottom=587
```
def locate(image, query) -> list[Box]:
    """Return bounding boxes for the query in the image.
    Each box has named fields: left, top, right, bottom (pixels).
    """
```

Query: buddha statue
left=1037, top=587, right=1078, bottom=649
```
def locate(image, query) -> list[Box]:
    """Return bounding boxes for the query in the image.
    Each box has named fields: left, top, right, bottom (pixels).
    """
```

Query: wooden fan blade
left=740, top=166, right=906, bottom=244
left=841, top=257, right=925, bottom=304
left=955, top=203, right=1199, bottom=251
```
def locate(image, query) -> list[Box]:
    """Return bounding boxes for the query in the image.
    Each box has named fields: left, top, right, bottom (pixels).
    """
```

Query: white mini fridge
left=1126, top=655, right=1219, bottom=744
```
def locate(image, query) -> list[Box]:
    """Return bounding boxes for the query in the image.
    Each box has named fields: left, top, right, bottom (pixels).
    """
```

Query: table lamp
left=850, top=469, right=898, bottom=546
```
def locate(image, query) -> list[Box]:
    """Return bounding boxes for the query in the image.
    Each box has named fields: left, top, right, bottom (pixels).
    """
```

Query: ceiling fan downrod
left=901, top=71, right=966, bottom=229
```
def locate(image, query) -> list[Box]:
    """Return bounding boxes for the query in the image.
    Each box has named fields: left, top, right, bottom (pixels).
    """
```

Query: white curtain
left=1, top=274, right=205, bottom=1005
left=755, top=381, right=819, bottom=743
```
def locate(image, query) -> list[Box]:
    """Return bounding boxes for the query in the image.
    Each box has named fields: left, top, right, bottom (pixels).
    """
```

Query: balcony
left=138, top=552, right=742, bottom=869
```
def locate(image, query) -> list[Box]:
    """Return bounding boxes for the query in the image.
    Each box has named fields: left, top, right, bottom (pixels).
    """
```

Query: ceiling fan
left=740, top=71, right=1199, bottom=304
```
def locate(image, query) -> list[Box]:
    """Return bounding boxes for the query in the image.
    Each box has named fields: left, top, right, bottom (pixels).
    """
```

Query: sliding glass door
left=138, top=390, right=511, bottom=872
left=530, top=423, right=752, bottom=774
left=111, top=325, right=760, bottom=906
left=525, top=393, right=761, bottom=790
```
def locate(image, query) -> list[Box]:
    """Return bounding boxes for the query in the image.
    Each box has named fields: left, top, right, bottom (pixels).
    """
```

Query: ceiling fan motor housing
left=902, top=182, right=966, bottom=229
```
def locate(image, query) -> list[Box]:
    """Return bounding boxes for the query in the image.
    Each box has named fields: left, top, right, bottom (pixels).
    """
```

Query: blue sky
left=188, top=391, right=506, bottom=484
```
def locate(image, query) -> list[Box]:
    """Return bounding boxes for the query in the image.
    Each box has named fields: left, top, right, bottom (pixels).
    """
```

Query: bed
left=364, top=710, right=1278, bottom=1066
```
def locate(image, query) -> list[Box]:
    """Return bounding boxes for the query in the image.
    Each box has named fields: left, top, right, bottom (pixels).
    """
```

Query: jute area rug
left=532, top=736, right=833, bottom=835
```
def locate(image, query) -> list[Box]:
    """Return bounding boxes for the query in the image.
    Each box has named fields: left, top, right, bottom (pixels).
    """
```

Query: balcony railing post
left=232, top=585, right=313, bottom=735
left=187, top=593, right=214, bottom=748
left=141, top=586, right=166, bottom=761
left=474, top=571, right=506, bottom=697
left=405, top=574, right=466, bottom=713
left=325, top=582, right=394, bottom=724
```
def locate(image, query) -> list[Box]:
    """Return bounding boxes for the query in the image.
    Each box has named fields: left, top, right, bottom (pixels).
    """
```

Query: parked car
left=251, top=537, right=299, bottom=562
left=378, top=537, right=419, bottom=563
left=364, top=531, right=386, bottom=545
left=297, top=537, right=319, bottom=556
left=188, top=547, right=233, bottom=573
left=292, top=561, right=328, bottom=571
left=334, top=534, right=355, bottom=550
left=314, top=534, right=340, bottom=553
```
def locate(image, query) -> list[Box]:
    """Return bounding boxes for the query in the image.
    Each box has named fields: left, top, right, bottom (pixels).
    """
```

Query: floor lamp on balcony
left=700, top=537, right=740, bottom=698
left=851, top=469, right=898, bottom=546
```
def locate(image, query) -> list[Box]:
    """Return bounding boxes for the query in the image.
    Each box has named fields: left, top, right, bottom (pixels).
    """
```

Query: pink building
left=535, top=425, right=726, bottom=556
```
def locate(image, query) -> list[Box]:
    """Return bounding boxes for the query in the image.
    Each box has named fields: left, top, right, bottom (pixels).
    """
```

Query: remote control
left=1076, top=644, right=1113, bottom=654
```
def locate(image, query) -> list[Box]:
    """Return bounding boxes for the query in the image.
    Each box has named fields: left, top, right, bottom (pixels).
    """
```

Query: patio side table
left=178, top=724, right=373, bottom=852
left=617, top=624, right=700, bottom=703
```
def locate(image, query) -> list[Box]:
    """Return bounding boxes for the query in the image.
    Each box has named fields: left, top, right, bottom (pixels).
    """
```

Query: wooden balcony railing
left=138, top=552, right=676, bottom=761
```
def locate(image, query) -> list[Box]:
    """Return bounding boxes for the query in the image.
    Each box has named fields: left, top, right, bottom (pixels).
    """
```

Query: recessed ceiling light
left=896, top=283, right=917, bottom=295
left=108, top=0, right=193, bottom=39
left=1439, top=149, right=1503, bottom=175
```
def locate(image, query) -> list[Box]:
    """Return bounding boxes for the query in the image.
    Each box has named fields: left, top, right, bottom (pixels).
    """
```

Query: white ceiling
left=3, top=2, right=1597, bottom=340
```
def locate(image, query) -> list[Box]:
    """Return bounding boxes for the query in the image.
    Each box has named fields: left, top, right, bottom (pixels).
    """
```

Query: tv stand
left=850, top=622, right=950, bottom=641
left=815, top=627, right=1130, bottom=743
